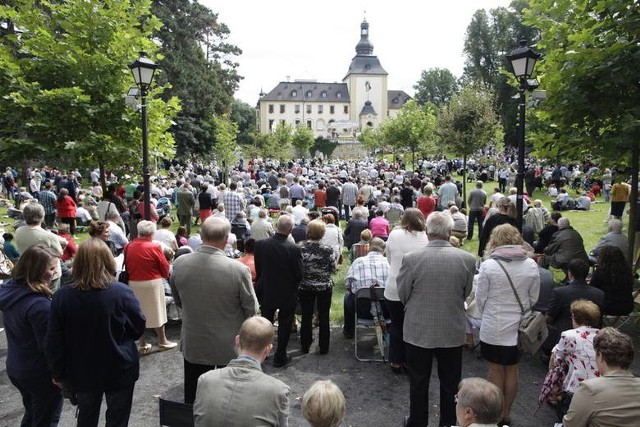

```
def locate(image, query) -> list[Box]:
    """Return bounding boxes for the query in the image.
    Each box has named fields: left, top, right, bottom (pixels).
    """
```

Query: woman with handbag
left=476, top=224, right=540, bottom=426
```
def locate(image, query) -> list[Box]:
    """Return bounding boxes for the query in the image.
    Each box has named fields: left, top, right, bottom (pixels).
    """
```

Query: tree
left=462, top=3, right=537, bottom=147
left=524, top=0, right=640, bottom=260
left=230, top=100, right=257, bottom=146
left=0, top=0, right=178, bottom=179
left=413, top=68, right=459, bottom=108
left=271, top=123, right=293, bottom=161
left=151, top=0, right=241, bottom=157
left=291, top=125, right=314, bottom=158
left=310, top=136, right=338, bottom=159
left=212, top=113, right=238, bottom=184
left=437, top=85, right=500, bottom=198
left=380, top=100, right=438, bottom=170
left=358, top=127, right=385, bottom=160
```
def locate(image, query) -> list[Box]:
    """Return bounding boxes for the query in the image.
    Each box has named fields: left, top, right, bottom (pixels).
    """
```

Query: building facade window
left=330, top=105, right=335, bottom=114
left=280, top=119, right=286, bottom=126
left=306, top=120, right=312, bottom=130
left=318, top=105, right=323, bottom=114
left=291, top=90, right=297, bottom=98
left=344, top=106, right=349, bottom=114
left=268, top=104, right=274, bottom=114
left=295, top=104, right=300, bottom=114
left=321, top=91, right=327, bottom=98
left=268, top=119, right=274, bottom=131
left=306, top=105, right=312, bottom=114
left=279, top=104, right=285, bottom=114
left=295, top=119, right=300, bottom=126
left=336, top=92, right=342, bottom=98
left=306, top=90, right=312, bottom=98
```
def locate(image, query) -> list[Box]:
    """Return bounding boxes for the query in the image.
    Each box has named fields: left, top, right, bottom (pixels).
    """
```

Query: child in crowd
left=57, top=223, right=77, bottom=263
left=2, top=232, right=20, bottom=262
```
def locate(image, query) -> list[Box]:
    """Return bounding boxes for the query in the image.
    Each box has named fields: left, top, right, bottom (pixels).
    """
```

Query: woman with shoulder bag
left=476, top=224, right=540, bottom=426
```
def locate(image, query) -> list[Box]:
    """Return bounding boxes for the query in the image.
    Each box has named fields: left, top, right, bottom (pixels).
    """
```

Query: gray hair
left=200, top=216, right=231, bottom=242
left=457, top=378, right=503, bottom=424
left=608, top=218, right=623, bottom=233
left=426, top=211, right=454, bottom=239
left=22, top=202, right=45, bottom=225
left=369, top=237, right=386, bottom=253
left=137, top=220, right=157, bottom=237
left=558, top=217, right=570, bottom=229
left=276, top=214, right=294, bottom=234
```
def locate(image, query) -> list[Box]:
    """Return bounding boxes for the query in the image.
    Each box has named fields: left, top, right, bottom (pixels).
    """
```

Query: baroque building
left=256, top=19, right=411, bottom=142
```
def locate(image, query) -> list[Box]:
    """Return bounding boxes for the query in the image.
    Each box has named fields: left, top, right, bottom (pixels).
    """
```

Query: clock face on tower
left=367, top=114, right=373, bottom=120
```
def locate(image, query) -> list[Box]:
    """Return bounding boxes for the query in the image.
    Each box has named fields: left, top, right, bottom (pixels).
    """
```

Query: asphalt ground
left=1, top=319, right=639, bottom=427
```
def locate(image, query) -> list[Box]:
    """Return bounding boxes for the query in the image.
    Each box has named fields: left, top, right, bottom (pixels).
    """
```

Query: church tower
left=343, top=19, right=388, bottom=130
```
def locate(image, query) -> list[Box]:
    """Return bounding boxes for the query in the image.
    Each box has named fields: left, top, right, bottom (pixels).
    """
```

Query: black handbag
left=118, top=247, right=129, bottom=284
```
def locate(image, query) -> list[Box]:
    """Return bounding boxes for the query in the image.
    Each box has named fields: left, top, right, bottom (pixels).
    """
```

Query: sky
left=200, top=0, right=512, bottom=105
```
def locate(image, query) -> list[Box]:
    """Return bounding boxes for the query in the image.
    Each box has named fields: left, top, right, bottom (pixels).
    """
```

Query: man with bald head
left=171, top=216, right=258, bottom=403
left=255, top=214, right=304, bottom=368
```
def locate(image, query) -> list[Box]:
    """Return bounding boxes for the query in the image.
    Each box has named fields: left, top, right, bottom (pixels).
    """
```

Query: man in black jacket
left=255, top=215, right=304, bottom=368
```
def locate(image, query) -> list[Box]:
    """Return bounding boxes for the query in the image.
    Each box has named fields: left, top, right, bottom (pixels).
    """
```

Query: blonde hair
left=571, top=299, right=601, bottom=327
left=485, top=224, right=523, bottom=256
left=72, top=238, right=116, bottom=290
left=307, top=219, right=327, bottom=241
left=302, top=380, right=346, bottom=427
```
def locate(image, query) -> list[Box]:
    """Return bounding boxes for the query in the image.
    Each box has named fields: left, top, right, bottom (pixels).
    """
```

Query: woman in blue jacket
left=0, top=244, right=63, bottom=426
left=45, top=238, right=146, bottom=427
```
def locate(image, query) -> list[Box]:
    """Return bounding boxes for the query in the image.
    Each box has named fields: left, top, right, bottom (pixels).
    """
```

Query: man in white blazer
left=397, top=211, right=476, bottom=427
left=171, top=216, right=258, bottom=404
left=194, top=316, right=290, bottom=427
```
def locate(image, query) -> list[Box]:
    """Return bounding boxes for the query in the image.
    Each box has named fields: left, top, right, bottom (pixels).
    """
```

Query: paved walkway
left=1, top=320, right=639, bottom=426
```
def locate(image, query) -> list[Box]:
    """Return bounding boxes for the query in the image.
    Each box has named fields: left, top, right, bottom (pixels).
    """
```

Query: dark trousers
left=343, top=292, right=391, bottom=336
left=262, top=307, right=295, bottom=364
left=44, top=213, right=56, bottom=229
left=299, top=288, right=332, bottom=353
left=387, top=300, right=406, bottom=365
left=405, top=343, right=462, bottom=427
left=183, top=359, right=224, bottom=404
left=9, top=375, right=63, bottom=427
left=75, top=384, right=135, bottom=427
left=467, top=210, right=484, bottom=240
left=60, top=216, right=76, bottom=235
left=177, top=214, right=191, bottom=236
left=343, top=204, right=354, bottom=221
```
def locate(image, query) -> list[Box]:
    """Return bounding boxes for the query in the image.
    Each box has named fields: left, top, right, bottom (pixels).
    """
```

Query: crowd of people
left=1, top=153, right=639, bottom=426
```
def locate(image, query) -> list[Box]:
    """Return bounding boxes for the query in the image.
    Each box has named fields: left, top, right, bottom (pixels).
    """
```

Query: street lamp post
left=128, top=52, right=158, bottom=221
left=506, top=40, right=541, bottom=232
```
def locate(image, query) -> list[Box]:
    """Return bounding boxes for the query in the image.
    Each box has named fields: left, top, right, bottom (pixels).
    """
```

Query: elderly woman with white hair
left=124, top=220, right=176, bottom=354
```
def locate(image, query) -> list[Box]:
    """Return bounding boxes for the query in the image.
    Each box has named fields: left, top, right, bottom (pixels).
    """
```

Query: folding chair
left=354, top=286, right=390, bottom=362
left=158, top=398, right=194, bottom=427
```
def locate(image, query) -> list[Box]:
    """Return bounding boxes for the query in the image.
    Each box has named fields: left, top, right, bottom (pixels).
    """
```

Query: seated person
left=548, top=300, right=601, bottom=420
left=2, top=232, right=20, bottom=262
left=574, top=193, right=592, bottom=211
left=589, top=218, right=629, bottom=264
left=302, top=380, right=346, bottom=427
left=343, top=238, right=389, bottom=339
left=563, top=328, right=640, bottom=426
left=534, top=211, right=562, bottom=254
left=552, top=188, right=574, bottom=210
left=455, top=377, right=503, bottom=427
left=57, top=223, right=77, bottom=263
left=193, top=316, right=290, bottom=427
left=590, top=246, right=635, bottom=316
left=349, top=229, right=372, bottom=262
left=543, top=259, right=604, bottom=356
left=449, top=205, right=468, bottom=244
left=547, top=184, right=559, bottom=197
left=543, top=218, right=589, bottom=270
left=75, top=202, right=93, bottom=224
left=343, top=210, right=369, bottom=249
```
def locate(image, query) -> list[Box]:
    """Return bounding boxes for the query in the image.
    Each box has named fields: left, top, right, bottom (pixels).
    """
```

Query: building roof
left=259, top=81, right=350, bottom=102
left=359, top=100, right=377, bottom=116
left=387, top=90, right=412, bottom=110
left=344, top=20, right=387, bottom=78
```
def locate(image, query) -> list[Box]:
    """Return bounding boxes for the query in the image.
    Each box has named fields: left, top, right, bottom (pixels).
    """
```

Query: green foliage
left=151, top=0, right=241, bottom=157
left=462, top=4, right=537, bottom=147
left=379, top=100, right=438, bottom=170
left=231, top=100, right=257, bottom=146
left=310, top=136, right=338, bottom=159
left=212, top=113, right=238, bottom=169
left=272, top=122, right=293, bottom=160
left=524, top=0, right=640, bottom=163
left=0, top=0, right=178, bottom=172
left=291, top=125, right=314, bottom=158
left=413, top=67, right=459, bottom=108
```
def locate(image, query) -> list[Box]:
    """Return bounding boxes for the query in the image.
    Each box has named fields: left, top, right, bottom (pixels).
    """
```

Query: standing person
left=609, top=177, right=631, bottom=220
left=397, top=212, right=476, bottom=427
left=45, top=238, right=145, bottom=427
left=223, top=182, right=246, bottom=222
left=198, top=184, right=214, bottom=223
left=299, top=220, right=336, bottom=354
left=254, top=215, right=304, bottom=368
left=436, top=175, right=458, bottom=210
left=125, top=220, right=176, bottom=354
left=176, top=183, right=195, bottom=235
left=400, top=180, right=415, bottom=209
left=326, top=180, right=341, bottom=210
left=384, top=208, right=429, bottom=374
left=193, top=316, right=290, bottom=427
left=341, top=177, right=359, bottom=221
left=171, top=216, right=257, bottom=404
left=416, top=185, right=436, bottom=219
left=467, top=180, right=487, bottom=241
left=55, top=188, right=77, bottom=236
left=476, top=224, right=540, bottom=426
left=0, top=245, right=63, bottom=426
left=39, top=181, right=58, bottom=229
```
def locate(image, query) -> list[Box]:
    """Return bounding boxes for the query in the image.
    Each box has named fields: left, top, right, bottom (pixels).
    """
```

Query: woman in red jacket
left=124, top=220, right=175, bottom=354
left=55, top=188, right=77, bottom=235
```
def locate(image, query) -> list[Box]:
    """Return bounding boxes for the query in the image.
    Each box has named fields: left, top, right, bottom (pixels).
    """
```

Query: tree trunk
left=628, top=141, right=638, bottom=266
left=462, top=154, right=467, bottom=208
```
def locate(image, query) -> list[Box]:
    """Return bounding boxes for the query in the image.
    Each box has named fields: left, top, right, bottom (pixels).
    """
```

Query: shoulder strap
left=493, top=258, right=525, bottom=315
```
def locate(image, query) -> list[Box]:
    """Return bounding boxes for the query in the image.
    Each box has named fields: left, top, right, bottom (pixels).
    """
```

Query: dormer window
left=336, top=92, right=342, bottom=99
left=321, top=91, right=327, bottom=98
left=291, top=90, right=297, bottom=98
left=306, top=90, right=312, bottom=98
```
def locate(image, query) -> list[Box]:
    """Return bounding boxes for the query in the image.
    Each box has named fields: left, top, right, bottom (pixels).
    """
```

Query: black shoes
left=273, top=355, right=292, bottom=368
left=342, top=330, right=354, bottom=339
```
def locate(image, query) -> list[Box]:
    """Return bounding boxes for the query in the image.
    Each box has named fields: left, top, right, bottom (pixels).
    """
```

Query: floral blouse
left=552, top=326, right=600, bottom=393
left=300, top=241, right=336, bottom=292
